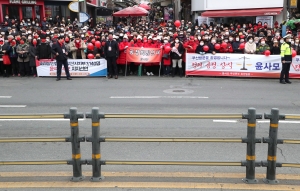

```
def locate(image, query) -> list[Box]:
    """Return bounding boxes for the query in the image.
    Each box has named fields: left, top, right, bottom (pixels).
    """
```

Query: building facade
left=192, top=0, right=285, bottom=25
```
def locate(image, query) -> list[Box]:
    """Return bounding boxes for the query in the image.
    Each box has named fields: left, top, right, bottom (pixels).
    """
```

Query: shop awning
left=201, top=8, right=283, bottom=17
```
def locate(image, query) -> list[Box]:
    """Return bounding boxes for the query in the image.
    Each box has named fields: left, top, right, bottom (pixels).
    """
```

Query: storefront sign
left=256, top=16, right=273, bottom=28
left=68, top=1, right=79, bottom=13
left=198, top=16, right=215, bottom=26
left=45, top=5, right=52, bottom=18
left=9, top=0, right=36, bottom=4
left=290, top=0, right=298, bottom=8
left=36, top=59, right=107, bottom=77
left=126, top=47, right=162, bottom=63
left=79, top=12, right=90, bottom=23
left=186, top=53, right=300, bottom=79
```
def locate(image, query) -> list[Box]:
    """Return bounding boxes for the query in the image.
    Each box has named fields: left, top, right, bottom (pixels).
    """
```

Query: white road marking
left=258, top=120, right=300, bottom=124
left=0, top=105, right=26, bottom=108
left=0, top=119, right=86, bottom=121
left=213, top=120, right=300, bottom=124
left=110, top=96, right=209, bottom=99
left=0, top=96, right=12, bottom=98
left=213, top=120, right=238, bottom=123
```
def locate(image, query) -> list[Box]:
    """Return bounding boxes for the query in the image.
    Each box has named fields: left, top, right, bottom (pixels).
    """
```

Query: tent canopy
left=139, top=3, right=151, bottom=10
left=113, top=6, right=148, bottom=17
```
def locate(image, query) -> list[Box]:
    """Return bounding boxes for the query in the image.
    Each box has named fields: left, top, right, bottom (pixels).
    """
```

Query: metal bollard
left=86, top=107, right=104, bottom=181
left=242, top=108, right=262, bottom=184
left=65, top=107, right=85, bottom=182
left=263, top=108, right=284, bottom=184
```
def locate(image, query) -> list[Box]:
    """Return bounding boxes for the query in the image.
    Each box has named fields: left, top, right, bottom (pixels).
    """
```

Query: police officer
left=280, top=34, right=292, bottom=84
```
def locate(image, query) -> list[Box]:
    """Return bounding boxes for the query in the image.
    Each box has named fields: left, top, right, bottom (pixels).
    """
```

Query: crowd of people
left=0, top=14, right=296, bottom=80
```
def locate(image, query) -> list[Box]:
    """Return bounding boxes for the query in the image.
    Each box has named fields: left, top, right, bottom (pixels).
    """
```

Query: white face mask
left=175, top=40, right=179, bottom=43
left=28, top=37, right=32, bottom=40
left=164, top=40, right=168, bottom=43
left=240, top=39, right=244, bottom=42
left=76, top=40, right=80, bottom=43
left=211, top=40, right=216, bottom=43
left=46, top=32, right=50, bottom=34
left=249, top=40, right=253, bottom=43
left=229, top=38, right=233, bottom=41
left=261, top=41, right=265, bottom=45
left=291, top=41, right=295, bottom=44
left=200, top=43, right=204, bottom=46
left=224, top=39, right=228, bottom=43
left=236, top=38, right=239, bottom=41
left=225, top=32, right=229, bottom=35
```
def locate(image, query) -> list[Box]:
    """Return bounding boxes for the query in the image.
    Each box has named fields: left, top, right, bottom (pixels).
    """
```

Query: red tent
left=113, top=6, right=148, bottom=17
left=139, top=4, right=151, bottom=10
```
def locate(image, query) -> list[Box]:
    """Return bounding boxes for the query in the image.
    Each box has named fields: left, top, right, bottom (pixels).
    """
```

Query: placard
left=36, top=59, right=107, bottom=77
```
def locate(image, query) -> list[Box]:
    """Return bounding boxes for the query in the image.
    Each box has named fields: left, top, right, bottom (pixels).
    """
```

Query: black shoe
left=108, top=75, right=112, bottom=79
left=56, top=78, right=60, bottom=81
left=280, top=81, right=286, bottom=84
left=115, top=75, right=118, bottom=79
left=67, top=77, right=72, bottom=80
left=285, top=81, right=292, bottom=84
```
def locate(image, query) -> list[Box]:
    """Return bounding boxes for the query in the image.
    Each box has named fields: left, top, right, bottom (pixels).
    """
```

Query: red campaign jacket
left=183, top=41, right=197, bottom=62
left=134, top=41, right=144, bottom=48
left=143, top=42, right=157, bottom=66
left=117, top=41, right=130, bottom=65
left=220, top=42, right=233, bottom=53
left=162, top=43, right=171, bottom=66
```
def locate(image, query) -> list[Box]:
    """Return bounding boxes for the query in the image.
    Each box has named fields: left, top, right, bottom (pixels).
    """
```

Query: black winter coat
left=36, top=43, right=52, bottom=59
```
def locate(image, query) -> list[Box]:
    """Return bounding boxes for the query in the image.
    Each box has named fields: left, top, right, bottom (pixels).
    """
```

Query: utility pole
left=283, top=0, right=288, bottom=21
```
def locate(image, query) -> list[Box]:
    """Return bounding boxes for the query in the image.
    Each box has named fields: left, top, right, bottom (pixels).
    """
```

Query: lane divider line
left=0, top=96, right=12, bottom=98
left=0, top=181, right=298, bottom=190
left=110, top=96, right=209, bottom=99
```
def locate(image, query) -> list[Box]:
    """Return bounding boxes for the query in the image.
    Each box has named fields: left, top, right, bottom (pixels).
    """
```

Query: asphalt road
left=0, top=76, right=300, bottom=191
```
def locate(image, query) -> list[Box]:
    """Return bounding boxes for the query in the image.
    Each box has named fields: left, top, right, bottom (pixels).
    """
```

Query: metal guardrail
left=1, top=107, right=300, bottom=185
left=85, top=107, right=262, bottom=184
left=0, top=108, right=85, bottom=182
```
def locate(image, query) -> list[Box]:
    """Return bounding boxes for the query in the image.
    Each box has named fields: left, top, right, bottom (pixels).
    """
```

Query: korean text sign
left=36, top=59, right=107, bottom=77
left=185, top=53, right=300, bottom=78
left=126, top=47, right=162, bottom=63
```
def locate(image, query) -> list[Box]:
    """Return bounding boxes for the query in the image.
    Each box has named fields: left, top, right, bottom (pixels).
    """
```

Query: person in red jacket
left=117, top=35, right=130, bottom=75
left=152, top=37, right=162, bottom=48
left=219, top=38, right=233, bottom=53
left=162, top=37, right=171, bottom=76
left=134, top=35, right=144, bottom=75
left=183, top=36, right=197, bottom=63
left=143, top=36, right=156, bottom=75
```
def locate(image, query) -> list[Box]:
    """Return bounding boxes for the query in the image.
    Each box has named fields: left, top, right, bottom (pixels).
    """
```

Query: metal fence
left=0, top=107, right=300, bottom=184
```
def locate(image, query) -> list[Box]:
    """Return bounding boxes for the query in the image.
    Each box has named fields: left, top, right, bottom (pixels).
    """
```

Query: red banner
left=126, top=47, right=162, bottom=63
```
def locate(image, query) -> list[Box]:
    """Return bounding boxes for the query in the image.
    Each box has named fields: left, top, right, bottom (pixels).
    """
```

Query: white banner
left=36, top=59, right=107, bottom=77
left=198, top=16, right=214, bottom=26
left=256, top=16, right=273, bottom=28
left=185, top=53, right=300, bottom=78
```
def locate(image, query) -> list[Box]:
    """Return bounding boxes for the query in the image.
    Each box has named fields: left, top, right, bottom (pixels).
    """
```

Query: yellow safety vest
left=280, top=43, right=292, bottom=58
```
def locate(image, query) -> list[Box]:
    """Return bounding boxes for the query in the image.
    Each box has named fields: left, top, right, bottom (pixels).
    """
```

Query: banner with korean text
left=36, top=59, right=107, bottom=77
left=126, top=47, right=162, bottom=63
left=186, top=53, right=300, bottom=78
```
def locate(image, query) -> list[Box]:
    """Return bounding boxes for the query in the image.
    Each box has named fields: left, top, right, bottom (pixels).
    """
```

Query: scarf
left=75, top=40, right=81, bottom=49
